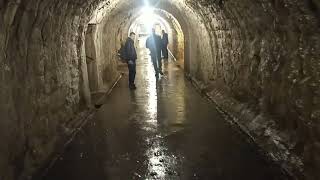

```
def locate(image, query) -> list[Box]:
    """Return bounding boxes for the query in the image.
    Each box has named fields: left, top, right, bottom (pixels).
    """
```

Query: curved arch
left=125, top=8, right=185, bottom=68
left=87, top=0, right=213, bottom=75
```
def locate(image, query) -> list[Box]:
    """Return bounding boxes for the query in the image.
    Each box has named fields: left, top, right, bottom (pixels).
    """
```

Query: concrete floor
left=41, top=47, right=290, bottom=180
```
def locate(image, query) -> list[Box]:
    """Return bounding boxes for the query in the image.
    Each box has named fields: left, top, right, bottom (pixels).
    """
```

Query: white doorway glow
left=140, top=6, right=155, bottom=33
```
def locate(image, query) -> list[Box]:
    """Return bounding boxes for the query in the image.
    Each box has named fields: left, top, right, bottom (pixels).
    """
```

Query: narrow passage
left=41, top=45, right=289, bottom=180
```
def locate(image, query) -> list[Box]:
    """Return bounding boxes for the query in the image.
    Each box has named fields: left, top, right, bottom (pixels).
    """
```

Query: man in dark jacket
left=124, top=32, right=137, bottom=89
left=161, top=30, right=169, bottom=61
left=146, top=28, right=163, bottom=78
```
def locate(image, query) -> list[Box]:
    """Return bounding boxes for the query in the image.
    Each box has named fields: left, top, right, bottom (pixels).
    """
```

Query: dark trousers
left=151, top=55, right=162, bottom=75
left=162, top=46, right=168, bottom=59
left=128, top=62, right=136, bottom=85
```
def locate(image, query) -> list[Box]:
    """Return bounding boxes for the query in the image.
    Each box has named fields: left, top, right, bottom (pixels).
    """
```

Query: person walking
left=146, top=28, right=163, bottom=78
left=124, top=32, right=137, bottom=90
left=161, top=30, right=169, bottom=61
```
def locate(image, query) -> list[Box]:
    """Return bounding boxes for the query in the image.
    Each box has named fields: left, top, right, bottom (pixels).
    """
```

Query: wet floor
left=40, top=46, right=290, bottom=180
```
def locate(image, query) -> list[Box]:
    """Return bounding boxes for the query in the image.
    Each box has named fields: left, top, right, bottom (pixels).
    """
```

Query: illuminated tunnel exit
left=128, top=6, right=185, bottom=69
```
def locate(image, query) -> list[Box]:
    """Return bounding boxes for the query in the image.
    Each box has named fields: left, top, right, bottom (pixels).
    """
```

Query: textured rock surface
left=0, top=0, right=319, bottom=179
left=0, top=1, right=120, bottom=179
left=183, top=1, right=320, bottom=180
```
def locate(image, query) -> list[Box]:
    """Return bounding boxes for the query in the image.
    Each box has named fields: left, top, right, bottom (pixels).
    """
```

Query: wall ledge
left=187, top=75, right=305, bottom=180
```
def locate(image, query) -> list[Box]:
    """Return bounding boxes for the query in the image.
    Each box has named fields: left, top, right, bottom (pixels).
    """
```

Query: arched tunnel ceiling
left=125, top=8, right=184, bottom=37
left=88, top=0, right=195, bottom=34
left=128, top=11, right=172, bottom=34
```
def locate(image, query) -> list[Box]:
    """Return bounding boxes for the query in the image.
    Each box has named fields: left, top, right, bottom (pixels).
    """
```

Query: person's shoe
left=129, top=84, right=136, bottom=90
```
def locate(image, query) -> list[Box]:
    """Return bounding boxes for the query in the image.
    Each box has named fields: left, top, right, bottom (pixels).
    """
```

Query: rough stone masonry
left=0, top=0, right=319, bottom=179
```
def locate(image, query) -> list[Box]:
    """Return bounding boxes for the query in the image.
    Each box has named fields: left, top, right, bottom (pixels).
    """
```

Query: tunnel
left=0, top=0, right=319, bottom=179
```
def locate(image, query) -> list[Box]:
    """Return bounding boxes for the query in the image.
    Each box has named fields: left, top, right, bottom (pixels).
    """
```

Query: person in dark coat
left=124, top=32, right=137, bottom=89
left=146, top=28, right=163, bottom=78
left=161, top=30, right=169, bottom=61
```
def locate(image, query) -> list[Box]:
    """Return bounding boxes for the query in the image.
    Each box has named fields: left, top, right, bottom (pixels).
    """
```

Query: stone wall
left=0, top=0, right=319, bottom=179
left=85, top=21, right=120, bottom=94
left=184, top=0, right=320, bottom=179
left=0, top=1, right=120, bottom=179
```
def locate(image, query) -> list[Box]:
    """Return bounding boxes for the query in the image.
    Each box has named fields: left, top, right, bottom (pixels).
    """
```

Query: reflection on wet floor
left=41, top=47, right=290, bottom=180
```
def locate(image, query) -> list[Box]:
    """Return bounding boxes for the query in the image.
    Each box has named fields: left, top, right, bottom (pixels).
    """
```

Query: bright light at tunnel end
left=141, top=1, right=156, bottom=32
